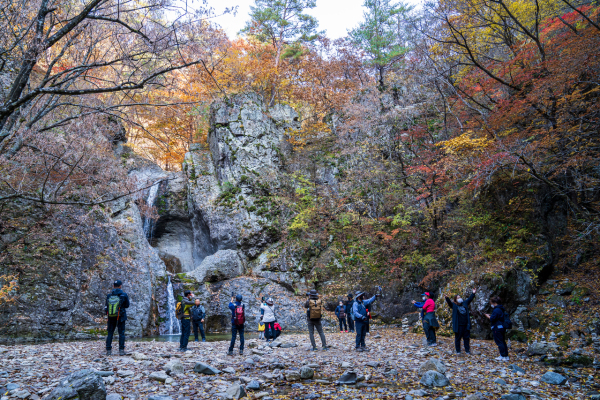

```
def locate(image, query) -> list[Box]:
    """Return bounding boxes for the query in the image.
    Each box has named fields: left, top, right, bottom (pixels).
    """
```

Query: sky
left=203, top=0, right=420, bottom=40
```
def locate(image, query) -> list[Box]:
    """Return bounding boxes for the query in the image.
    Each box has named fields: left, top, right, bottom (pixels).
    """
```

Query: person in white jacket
left=260, top=298, right=277, bottom=342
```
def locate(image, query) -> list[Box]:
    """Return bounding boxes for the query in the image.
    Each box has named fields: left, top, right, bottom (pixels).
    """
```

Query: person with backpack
left=411, top=291, right=439, bottom=346
left=485, top=296, right=510, bottom=361
left=105, top=280, right=130, bottom=356
left=443, top=288, right=477, bottom=354
left=227, top=294, right=245, bottom=356
left=304, top=289, right=328, bottom=351
left=345, top=294, right=355, bottom=333
left=178, top=290, right=196, bottom=352
left=335, top=300, right=348, bottom=332
left=191, top=298, right=206, bottom=343
left=352, top=291, right=378, bottom=352
left=260, top=297, right=277, bottom=342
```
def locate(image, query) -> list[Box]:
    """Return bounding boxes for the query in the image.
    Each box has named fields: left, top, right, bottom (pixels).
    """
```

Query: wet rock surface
left=0, top=329, right=595, bottom=399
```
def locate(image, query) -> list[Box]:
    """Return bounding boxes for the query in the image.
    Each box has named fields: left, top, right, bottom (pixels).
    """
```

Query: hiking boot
left=428, top=343, right=437, bottom=347
left=362, top=347, right=370, bottom=352
left=202, top=339, right=206, bottom=342
left=194, top=339, right=199, bottom=342
left=106, top=349, right=112, bottom=356
left=227, top=351, right=234, bottom=356
left=239, top=350, right=243, bottom=355
left=322, top=346, right=329, bottom=351
left=355, top=347, right=363, bottom=352
left=495, top=356, right=504, bottom=361
left=311, top=347, right=318, bottom=351
left=465, top=351, right=471, bottom=355
left=503, top=356, right=510, bottom=361
left=345, top=330, right=348, bottom=333
left=119, top=349, right=125, bottom=356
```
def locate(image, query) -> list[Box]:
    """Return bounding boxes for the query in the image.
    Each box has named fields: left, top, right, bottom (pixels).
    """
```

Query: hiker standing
left=444, top=288, right=477, bottom=354
left=352, top=291, right=378, bottom=352
left=191, top=298, right=206, bottom=343
left=179, top=290, right=196, bottom=352
left=227, top=294, right=245, bottom=356
left=335, top=301, right=348, bottom=332
left=105, top=280, right=130, bottom=356
left=485, top=296, right=510, bottom=361
left=260, top=297, right=277, bottom=342
left=412, top=291, right=439, bottom=346
left=345, top=294, right=355, bottom=333
left=304, top=289, right=328, bottom=351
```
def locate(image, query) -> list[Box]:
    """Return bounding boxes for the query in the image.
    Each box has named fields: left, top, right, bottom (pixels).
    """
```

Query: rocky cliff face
left=147, top=93, right=332, bottom=332
left=0, top=164, right=167, bottom=344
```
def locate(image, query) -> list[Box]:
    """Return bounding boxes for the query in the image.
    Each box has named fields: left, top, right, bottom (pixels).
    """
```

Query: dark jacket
left=345, top=299, right=354, bottom=315
left=191, top=304, right=205, bottom=322
left=335, top=305, right=346, bottom=318
left=181, top=297, right=196, bottom=319
left=490, top=304, right=506, bottom=330
left=445, top=293, right=475, bottom=332
left=105, top=288, right=130, bottom=322
left=229, top=301, right=245, bottom=325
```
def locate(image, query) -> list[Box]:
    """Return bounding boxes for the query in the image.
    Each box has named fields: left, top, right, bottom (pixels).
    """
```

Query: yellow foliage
left=440, top=131, right=492, bottom=156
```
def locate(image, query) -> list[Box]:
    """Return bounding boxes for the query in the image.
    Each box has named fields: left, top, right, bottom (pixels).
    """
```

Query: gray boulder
left=106, top=395, right=123, bottom=400
left=336, top=372, right=357, bottom=385
left=464, top=393, right=485, bottom=400
left=300, top=366, right=314, bottom=380
left=500, top=395, right=526, bottom=400
left=194, top=362, right=221, bottom=375
left=164, top=360, right=184, bottom=375
left=44, top=369, right=106, bottom=400
left=224, top=383, right=247, bottom=399
left=149, top=371, right=169, bottom=382
left=188, top=250, right=244, bottom=283
left=418, top=358, right=447, bottom=375
left=527, top=342, right=549, bottom=355
left=541, top=371, right=567, bottom=385
left=419, top=370, right=450, bottom=387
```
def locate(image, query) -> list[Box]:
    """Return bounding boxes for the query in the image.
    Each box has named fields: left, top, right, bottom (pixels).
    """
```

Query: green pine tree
left=349, top=0, right=413, bottom=90
left=241, top=0, right=322, bottom=67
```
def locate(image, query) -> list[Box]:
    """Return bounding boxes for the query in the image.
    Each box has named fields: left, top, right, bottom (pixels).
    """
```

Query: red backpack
left=234, top=304, right=245, bottom=326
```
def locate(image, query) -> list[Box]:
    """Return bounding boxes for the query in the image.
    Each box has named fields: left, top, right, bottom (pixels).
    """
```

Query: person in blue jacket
left=335, top=301, right=348, bottom=332
left=485, top=296, right=509, bottom=361
left=227, top=294, right=245, bottom=356
left=352, top=291, right=378, bottom=352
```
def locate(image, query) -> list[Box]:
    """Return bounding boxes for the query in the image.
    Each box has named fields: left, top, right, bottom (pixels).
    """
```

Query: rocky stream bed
left=1, top=328, right=598, bottom=400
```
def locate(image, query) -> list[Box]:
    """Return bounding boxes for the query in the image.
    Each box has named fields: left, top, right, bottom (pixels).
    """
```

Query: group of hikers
left=104, top=280, right=511, bottom=361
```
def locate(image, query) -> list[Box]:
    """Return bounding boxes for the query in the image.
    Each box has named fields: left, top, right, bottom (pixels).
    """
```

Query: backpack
left=503, top=311, right=513, bottom=329
left=338, top=306, right=346, bottom=319
left=309, top=299, right=322, bottom=319
left=234, top=304, right=245, bottom=326
left=176, top=302, right=183, bottom=320
left=107, top=295, right=122, bottom=318
left=191, top=305, right=204, bottom=321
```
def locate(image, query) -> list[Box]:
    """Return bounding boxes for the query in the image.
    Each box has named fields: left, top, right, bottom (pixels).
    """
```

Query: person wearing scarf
left=444, top=288, right=477, bottom=354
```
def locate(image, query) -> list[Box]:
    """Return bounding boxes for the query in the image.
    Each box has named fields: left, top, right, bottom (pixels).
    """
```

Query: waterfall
left=143, top=182, right=160, bottom=238
left=166, top=276, right=181, bottom=335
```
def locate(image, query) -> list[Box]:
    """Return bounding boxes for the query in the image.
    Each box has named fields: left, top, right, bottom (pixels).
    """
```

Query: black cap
left=347, top=293, right=353, bottom=299
left=184, top=290, right=191, bottom=296
left=236, top=294, right=243, bottom=302
left=114, top=280, right=122, bottom=287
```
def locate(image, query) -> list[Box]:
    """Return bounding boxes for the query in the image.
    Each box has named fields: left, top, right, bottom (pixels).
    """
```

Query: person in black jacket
left=345, top=294, right=355, bottom=333
left=485, top=296, right=509, bottom=361
left=444, top=288, right=476, bottom=354
left=105, top=280, right=130, bottom=356
left=191, top=299, right=206, bottom=342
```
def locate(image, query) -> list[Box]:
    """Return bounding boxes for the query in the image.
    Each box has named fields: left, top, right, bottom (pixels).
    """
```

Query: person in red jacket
left=412, top=292, right=439, bottom=346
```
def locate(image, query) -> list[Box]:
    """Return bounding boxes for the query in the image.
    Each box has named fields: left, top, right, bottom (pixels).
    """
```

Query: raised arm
left=445, top=296, right=453, bottom=309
